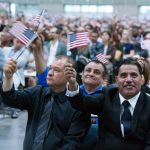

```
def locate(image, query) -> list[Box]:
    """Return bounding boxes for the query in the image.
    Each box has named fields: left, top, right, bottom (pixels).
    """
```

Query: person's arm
left=58, top=111, right=90, bottom=150
left=1, top=59, right=37, bottom=110
left=30, top=36, right=46, bottom=74
left=36, top=67, right=48, bottom=87
left=30, top=36, right=48, bottom=86
left=1, top=59, right=43, bottom=110
left=2, top=59, right=17, bottom=91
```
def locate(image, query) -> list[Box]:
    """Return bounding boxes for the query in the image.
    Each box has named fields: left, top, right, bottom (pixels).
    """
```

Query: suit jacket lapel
left=131, top=92, right=144, bottom=132
left=112, top=93, right=122, bottom=137
left=56, top=42, right=61, bottom=55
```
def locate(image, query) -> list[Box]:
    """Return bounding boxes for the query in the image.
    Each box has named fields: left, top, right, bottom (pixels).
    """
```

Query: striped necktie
left=32, top=96, right=54, bottom=150
left=121, top=100, right=132, bottom=137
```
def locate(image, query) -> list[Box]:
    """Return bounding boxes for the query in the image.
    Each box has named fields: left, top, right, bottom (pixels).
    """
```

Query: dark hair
left=92, top=27, right=99, bottom=34
left=40, top=29, right=49, bottom=41
left=115, top=58, right=143, bottom=76
left=54, top=25, right=62, bottom=34
left=85, top=59, right=107, bottom=78
left=84, top=24, right=93, bottom=30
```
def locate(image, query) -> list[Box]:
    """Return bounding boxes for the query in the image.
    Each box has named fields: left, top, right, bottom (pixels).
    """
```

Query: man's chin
left=85, top=80, right=96, bottom=84
left=123, top=91, right=136, bottom=98
left=47, top=82, right=53, bottom=86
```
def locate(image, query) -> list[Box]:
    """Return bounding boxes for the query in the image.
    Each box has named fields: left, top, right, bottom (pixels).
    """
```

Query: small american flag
left=9, top=22, right=37, bottom=47
left=96, top=53, right=108, bottom=64
left=68, top=32, right=89, bottom=50
left=33, top=9, right=46, bottom=27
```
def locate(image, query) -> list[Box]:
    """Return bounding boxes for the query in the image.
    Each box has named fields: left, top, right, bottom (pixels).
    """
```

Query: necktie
left=32, top=96, right=54, bottom=150
left=121, top=101, right=132, bottom=137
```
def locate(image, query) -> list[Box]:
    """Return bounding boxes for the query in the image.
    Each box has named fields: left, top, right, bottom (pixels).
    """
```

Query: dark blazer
left=68, top=86, right=150, bottom=150
left=47, top=40, right=67, bottom=56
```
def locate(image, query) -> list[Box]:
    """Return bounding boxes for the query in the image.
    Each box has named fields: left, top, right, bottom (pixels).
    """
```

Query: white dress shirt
left=47, top=40, right=58, bottom=66
left=66, top=82, right=79, bottom=97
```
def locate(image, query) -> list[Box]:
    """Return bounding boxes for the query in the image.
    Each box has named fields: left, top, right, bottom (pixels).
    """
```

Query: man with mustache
left=65, top=58, right=150, bottom=150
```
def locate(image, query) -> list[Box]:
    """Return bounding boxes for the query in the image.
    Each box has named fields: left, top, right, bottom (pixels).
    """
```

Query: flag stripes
left=96, top=53, right=108, bottom=64
left=68, top=32, right=89, bottom=50
left=9, top=21, right=37, bottom=47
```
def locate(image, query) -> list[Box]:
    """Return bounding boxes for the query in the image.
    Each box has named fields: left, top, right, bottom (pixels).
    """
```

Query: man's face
left=82, top=62, right=105, bottom=86
left=132, top=27, right=139, bottom=37
left=90, top=32, right=98, bottom=43
left=0, top=32, right=9, bottom=43
left=46, top=58, right=67, bottom=88
left=85, top=25, right=92, bottom=33
left=48, top=27, right=58, bottom=41
left=122, top=30, right=130, bottom=40
left=116, top=65, right=144, bottom=99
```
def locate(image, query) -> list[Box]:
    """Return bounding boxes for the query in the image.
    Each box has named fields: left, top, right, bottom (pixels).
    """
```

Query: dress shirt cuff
left=66, top=82, right=79, bottom=97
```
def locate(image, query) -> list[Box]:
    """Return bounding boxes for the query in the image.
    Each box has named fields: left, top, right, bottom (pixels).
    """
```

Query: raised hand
left=64, top=63, right=78, bottom=91
left=3, top=59, right=17, bottom=80
left=29, top=35, right=43, bottom=52
left=29, top=34, right=46, bottom=74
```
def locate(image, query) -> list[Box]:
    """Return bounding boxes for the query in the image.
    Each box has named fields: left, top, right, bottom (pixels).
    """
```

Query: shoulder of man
left=103, top=84, right=118, bottom=96
left=25, top=85, right=48, bottom=95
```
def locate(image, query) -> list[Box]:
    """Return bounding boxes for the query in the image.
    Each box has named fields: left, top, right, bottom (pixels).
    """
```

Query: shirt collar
left=119, top=92, right=141, bottom=109
left=50, top=40, right=59, bottom=46
left=45, top=86, right=66, bottom=103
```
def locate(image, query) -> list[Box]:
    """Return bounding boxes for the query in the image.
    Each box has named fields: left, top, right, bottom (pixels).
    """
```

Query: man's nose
left=125, top=75, right=133, bottom=82
left=88, top=71, right=94, bottom=76
left=48, top=69, right=54, bottom=75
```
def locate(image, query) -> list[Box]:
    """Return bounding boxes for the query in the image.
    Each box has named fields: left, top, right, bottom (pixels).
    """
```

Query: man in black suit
left=64, top=58, right=150, bottom=150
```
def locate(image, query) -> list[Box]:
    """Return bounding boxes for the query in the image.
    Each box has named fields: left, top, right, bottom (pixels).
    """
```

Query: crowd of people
left=0, top=10, right=150, bottom=150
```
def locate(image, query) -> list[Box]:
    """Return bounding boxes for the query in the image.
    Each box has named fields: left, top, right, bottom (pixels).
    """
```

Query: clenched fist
left=3, top=59, right=17, bottom=80
left=64, top=63, right=78, bottom=91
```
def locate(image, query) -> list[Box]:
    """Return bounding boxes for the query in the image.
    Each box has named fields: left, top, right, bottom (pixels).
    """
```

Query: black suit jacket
left=68, top=87, right=150, bottom=150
